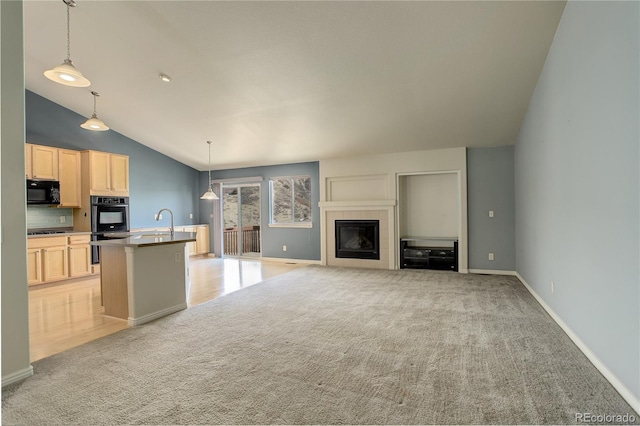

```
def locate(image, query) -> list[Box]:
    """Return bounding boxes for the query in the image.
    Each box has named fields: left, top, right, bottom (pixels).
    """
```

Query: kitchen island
left=92, top=232, right=196, bottom=325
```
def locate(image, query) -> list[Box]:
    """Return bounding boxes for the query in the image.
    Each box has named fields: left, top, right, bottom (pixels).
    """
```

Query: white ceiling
left=24, top=1, right=566, bottom=171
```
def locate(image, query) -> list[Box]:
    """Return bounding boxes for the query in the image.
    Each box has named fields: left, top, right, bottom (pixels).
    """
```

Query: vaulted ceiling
left=24, top=1, right=566, bottom=171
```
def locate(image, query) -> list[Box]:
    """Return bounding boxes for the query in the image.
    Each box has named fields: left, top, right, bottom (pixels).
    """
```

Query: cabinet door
left=32, top=145, right=59, bottom=180
left=43, top=246, right=68, bottom=282
left=196, top=226, right=210, bottom=254
left=110, top=154, right=129, bottom=195
left=59, top=149, right=82, bottom=207
left=181, top=227, right=197, bottom=255
left=89, top=151, right=111, bottom=194
left=27, top=248, right=43, bottom=286
left=26, top=144, right=33, bottom=179
left=69, top=244, right=91, bottom=277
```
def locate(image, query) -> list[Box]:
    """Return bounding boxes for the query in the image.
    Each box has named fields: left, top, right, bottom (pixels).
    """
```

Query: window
left=269, top=176, right=312, bottom=227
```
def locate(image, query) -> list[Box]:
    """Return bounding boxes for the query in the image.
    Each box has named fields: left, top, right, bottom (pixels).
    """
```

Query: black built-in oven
left=91, top=196, right=130, bottom=264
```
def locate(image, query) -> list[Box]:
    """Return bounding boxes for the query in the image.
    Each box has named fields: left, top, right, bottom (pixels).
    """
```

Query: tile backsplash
left=27, top=206, right=73, bottom=229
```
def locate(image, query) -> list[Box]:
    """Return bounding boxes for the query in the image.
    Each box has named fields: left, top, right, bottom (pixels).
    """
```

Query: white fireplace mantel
left=319, top=200, right=397, bottom=209
left=319, top=200, right=397, bottom=269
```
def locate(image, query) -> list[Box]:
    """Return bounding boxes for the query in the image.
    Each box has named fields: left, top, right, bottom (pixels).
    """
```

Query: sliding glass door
left=222, top=184, right=261, bottom=257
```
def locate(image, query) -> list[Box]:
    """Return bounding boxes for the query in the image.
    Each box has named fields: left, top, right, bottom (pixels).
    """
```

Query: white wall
left=1, top=0, right=33, bottom=385
left=515, top=0, right=639, bottom=409
left=320, top=147, right=467, bottom=270
left=399, top=173, right=458, bottom=238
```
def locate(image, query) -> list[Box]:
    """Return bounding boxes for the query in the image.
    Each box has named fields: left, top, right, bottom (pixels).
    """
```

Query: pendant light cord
left=66, top=2, right=70, bottom=60
left=64, top=0, right=75, bottom=61
left=90, top=91, right=100, bottom=116
left=207, top=141, right=212, bottom=188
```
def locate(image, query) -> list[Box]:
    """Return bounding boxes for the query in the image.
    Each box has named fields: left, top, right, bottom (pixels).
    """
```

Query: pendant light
left=81, top=91, right=109, bottom=131
left=44, top=0, right=91, bottom=87
left=201, top=141, right=219, bottom=200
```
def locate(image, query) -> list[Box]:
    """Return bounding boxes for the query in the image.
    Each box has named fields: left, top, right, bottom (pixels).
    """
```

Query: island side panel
left=125, top=243, right=188, bottom=325
left=100, top=246, right=129, bottom=319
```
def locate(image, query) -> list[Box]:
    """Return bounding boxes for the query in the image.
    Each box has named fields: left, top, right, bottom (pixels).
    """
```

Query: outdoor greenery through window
left=269, top=176, right=312, bottom=226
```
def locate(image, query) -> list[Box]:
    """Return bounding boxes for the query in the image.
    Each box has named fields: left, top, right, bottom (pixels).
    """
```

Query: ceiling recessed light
left=159, top=73, right=172, bottom=83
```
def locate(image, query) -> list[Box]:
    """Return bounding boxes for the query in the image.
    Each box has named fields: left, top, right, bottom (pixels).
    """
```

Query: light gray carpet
left=2, top=266, right=637, bottom=425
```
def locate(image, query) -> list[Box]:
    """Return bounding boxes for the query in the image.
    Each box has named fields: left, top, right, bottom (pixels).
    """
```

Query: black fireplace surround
left=335, top=220, right=380, bottom=260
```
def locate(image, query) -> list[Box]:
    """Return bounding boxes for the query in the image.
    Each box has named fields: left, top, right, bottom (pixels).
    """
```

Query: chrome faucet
left=156, top=208, right=174, bottom=236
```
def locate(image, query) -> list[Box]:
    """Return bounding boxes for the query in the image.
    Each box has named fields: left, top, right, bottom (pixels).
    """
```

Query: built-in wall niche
left=398, top=172, right=459, bottom=238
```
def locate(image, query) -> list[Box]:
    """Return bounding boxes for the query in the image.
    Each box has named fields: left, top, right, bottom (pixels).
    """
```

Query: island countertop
left=91, top=231, right=196, bottom=248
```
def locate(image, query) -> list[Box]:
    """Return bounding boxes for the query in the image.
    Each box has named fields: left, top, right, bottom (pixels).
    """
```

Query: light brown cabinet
left=84, top=150, right=129, bottom=196
left=176, top=225, right=209, bottom=255
left=27, top=248, right=43, bottom=285
left=74, top=150, right=130, bottom=231
left=58, top=149, right=82, bottom=207
left=27, top=234, right=93, bottom=285
left=27, top=236, right=68, bottom=286
left=26, top=143, right=59, bottom=180
left=43, top=245, right=68, bottom=282
left=196, top=225, right=210, bottom=254
left=180, top=226, right=198, bottom=255
left=26, top=144, right=32, bottom=179
left=133, top=225, right=210, bottom=256
left=68, top=235, right=92, bottom=278
left=109, top=154, right=129, bottom=195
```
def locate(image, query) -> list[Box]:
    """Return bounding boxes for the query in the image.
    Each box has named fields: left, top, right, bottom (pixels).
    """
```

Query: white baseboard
left=128, top=302, right=187, bottom=326
left=259, top=257, right=322, bottom=265
left=516, top=272, right=640, bottom=415
left=469, top=269, right=517, bottom=276
left=458, top=268, right=469, bottom=274
left=2, top=365, right=34, bottom=387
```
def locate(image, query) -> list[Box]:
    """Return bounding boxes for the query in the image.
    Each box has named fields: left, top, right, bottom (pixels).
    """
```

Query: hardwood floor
left=29, top=256, right=306, bottom=362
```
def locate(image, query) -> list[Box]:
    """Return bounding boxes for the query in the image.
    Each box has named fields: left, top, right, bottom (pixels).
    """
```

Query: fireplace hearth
left=335, top=220, right=380, bottom=260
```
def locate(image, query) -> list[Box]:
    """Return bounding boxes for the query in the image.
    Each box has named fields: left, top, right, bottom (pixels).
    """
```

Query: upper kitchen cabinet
left=110, top=154, right=129, bottom=195
left=27, top=143, right=59, bottom=180
left=58, top=149, right=82, bottom=207
left=82, top=150, right=129, bottom=196
left=26, top=144, right=32, bottom=178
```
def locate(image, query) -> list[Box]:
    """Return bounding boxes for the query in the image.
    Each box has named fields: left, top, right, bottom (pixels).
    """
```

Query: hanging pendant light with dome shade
left=201, top=141, right=219, bottom=200
left=81, top=91, right=109, bottom=131
left=44, top=0, right=91, bottom=87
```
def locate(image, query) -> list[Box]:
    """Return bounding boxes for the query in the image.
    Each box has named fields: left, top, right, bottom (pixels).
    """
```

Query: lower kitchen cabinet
left=27, top=234, right=93, bottom=286
left=42, top=245, right=68, bottom=282
left=136, top=224, right=210, bottom=256
left=68, top=235, right=92, bottom=278
left=196, top=225, right=210, bottom=254
left=27, top=248, right=43, bottom=285
left=179, top=225, right=209, bottom=255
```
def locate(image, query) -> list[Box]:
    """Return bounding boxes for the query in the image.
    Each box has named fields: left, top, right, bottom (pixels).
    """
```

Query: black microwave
left=27, top=180, right=60, bottom=205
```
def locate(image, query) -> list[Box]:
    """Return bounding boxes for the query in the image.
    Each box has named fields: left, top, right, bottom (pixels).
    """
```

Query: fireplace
left=335, top=220, right=380, bottom=260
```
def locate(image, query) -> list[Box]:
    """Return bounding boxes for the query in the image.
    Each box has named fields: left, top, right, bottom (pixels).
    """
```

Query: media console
left=400, top=236, right=458, bottom=271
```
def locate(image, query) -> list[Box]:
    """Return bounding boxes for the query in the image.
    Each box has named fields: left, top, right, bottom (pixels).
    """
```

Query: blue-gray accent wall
left=467, top=146, right=515, bottom=271
left=199, top=162, right=321, bottom=261
left=25, top=91, right=200, bottom=228
left=515, top=1, right=639, bottom=401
